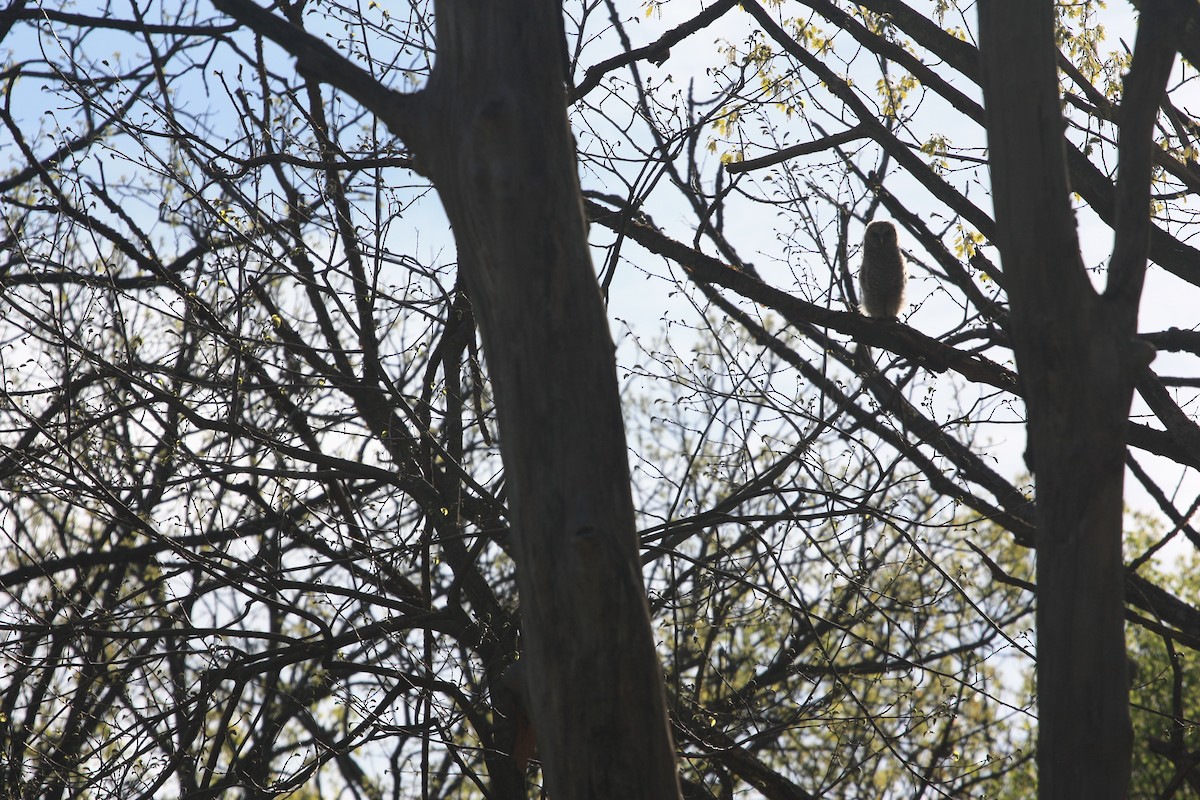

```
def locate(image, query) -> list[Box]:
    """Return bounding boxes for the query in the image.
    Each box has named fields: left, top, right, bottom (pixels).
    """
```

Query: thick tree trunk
left=410, top=5, right=683, bottom=799
left=978, top=2, right=1179, bottom=797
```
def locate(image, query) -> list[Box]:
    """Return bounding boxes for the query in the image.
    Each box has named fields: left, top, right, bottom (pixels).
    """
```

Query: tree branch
left=210, top=0, right=422, bottom=147
left=585, top=198, right=1017, bottom=392
left=569, top=0, right=738, bottom=101
left=1106, top=0, right=1188, bottom=310
left=723, top=125, right=869, bottom=174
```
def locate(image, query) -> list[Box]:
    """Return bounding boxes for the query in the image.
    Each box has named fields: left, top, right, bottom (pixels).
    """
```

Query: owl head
left=864, top=220, right=898, bottom=246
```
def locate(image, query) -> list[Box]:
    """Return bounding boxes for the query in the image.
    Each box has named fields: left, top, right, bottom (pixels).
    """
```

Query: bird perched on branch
left=859, top=221, right=907, bottom=319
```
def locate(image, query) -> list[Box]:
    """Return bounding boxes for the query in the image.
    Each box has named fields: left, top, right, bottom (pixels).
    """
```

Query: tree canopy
left=1, top=1, right=1199, bottom=798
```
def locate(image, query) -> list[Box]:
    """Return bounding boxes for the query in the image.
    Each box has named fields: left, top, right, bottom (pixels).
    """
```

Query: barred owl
left=859, top=221, right=907, bottom=319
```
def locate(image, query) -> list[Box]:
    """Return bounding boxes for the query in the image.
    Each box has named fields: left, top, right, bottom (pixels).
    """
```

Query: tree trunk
left=411, top=4, right=682, bottom=797
left=978, top=2, right=1181, bottom=797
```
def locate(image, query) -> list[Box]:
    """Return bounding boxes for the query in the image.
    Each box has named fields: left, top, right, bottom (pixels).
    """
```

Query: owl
left=859, top=221, right=907, bottom=319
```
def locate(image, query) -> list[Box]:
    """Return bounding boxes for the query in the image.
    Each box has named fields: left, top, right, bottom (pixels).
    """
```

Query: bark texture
left=978, top=2, right=1182, bottom=797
